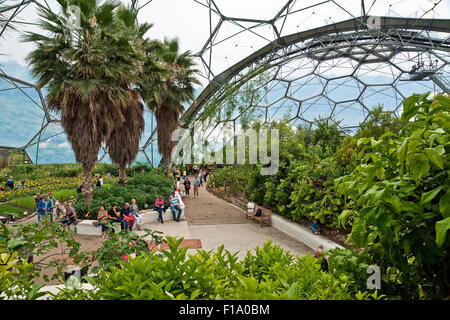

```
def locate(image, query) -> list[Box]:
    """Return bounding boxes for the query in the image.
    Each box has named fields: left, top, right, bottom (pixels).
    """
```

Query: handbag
left=255, top=208, right=262, bottom=217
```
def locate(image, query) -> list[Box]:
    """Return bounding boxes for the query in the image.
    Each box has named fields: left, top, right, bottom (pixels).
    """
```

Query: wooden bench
left=246, top=202, right=272, bottom=227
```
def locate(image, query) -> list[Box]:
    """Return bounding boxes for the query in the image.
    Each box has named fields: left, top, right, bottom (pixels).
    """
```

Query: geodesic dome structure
left=0, top=0, right=449, bottom=164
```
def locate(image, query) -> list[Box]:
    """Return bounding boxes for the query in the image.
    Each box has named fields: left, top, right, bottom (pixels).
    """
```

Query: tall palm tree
left=23, top=0, right=144, bottom=204
left=107, top=90, right=145, bottom=185
left=105, top=13, right=152, bottom=185
left=141, top=38, right=200, bottom=177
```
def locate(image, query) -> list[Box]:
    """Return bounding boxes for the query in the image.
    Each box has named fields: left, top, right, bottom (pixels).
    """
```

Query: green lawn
left=8, top=188, right=78, bottom=211
left=0, top=204, right=26, bottom=216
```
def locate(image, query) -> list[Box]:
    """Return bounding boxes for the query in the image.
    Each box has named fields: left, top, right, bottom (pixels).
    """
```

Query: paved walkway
left=139, top=178, right=311, bottom=260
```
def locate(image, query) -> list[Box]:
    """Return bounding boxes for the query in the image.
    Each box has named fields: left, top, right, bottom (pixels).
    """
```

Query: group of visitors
left=97, top=199, right=143, bottom=238
left=35, top=192, right=77, bottom=230
left=171, top=163, right=209, bottom=200
left=1, top=176, right=25, bottom=191
left=35, top=192, right=55, bottom=223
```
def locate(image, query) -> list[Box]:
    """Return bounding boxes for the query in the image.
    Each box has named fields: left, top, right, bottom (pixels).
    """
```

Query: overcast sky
left=1, top=0, right=449, bottom=85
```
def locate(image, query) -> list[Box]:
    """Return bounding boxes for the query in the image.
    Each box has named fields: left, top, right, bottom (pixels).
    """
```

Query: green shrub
left=92, top=163, right=119, bottom=176
left=327, top=248, right=375, bottom=293
left=335, top=93, right=450, bottom=299
left=74, top=172, right=173, bottom=219
left=68, top=238, right=352, bottom=300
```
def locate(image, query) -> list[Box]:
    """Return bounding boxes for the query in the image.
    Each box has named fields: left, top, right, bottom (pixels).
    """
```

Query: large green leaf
left=401, top=95, right=419, bottom=121
left=420, top=186, right=444, bottom=207
left=7, top=239, right=27, bottom=249
left=435, top=217, right=450, bottom=247
left=424, top=145, right=445, bottom=169
left=439, top=191, right=450, bottom=218
left=350, top=218, right=367, bottom=248
left=338, top=210, right=355, bottom=228
left=409, top=153, right=430, bottom=181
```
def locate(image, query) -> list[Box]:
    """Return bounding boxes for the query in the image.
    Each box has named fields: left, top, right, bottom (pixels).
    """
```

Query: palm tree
left=141, top=38, right=200, bottom=177
left=107, top=90, right=145, bottom=185
left=105, top=15, right=152, bottom=185
left=23, top=0, right=144, bottom=204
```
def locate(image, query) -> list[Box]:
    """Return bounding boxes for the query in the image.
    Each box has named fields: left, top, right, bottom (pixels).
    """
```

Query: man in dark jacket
left=120, top=202, right=132, bottom=231
left=315, top=245, right=328, bottom=272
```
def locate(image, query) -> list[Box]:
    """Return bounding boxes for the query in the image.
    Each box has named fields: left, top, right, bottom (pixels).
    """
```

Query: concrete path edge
left=218, top=197, right=343, bottom=252
left=271, top=214, right=344, bottom=251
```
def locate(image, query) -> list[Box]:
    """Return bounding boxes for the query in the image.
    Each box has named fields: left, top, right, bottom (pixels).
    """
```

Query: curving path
left=181, top=178, right=311, bottom=259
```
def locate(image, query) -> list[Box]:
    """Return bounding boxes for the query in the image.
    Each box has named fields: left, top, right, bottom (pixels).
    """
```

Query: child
left=180, top=188, right=186, bottom=201
left=184, top=178, right=191, bottom=197
left=311, top=219, right=321, bottom=235
left=123, top=213, right=135, bottom=231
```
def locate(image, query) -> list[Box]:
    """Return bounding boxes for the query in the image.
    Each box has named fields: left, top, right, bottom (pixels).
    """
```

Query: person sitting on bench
left=61, top=204, right=77, bottom=230
left=170, top=191, right=182, bottom=222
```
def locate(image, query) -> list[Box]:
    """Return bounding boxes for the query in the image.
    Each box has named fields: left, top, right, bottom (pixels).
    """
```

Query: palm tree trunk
left=82, top=163, right=94, bottom=206
left=163, top=156, right=170, bottom=178
left=118, top=163, right=127, bottom=185
left=155, top=103, right=179, bottom=178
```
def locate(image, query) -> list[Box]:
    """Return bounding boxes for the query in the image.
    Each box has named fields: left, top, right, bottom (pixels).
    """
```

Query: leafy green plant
left=53, top=238, right=352, bottom=300
left=335, top=93, right=450, bottom=299
left=327, top=248, right=375, bottom=293
left=73, top=172, right=173, bottom=219
left=74, top=228, right=164, bottom=275
left=0, top=219, right=82, bottom=299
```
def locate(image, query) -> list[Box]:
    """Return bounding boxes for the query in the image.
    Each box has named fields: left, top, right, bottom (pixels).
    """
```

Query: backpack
left=255, top=208, right=262, bottom=217
left=96, top=180, right=101, bottom=186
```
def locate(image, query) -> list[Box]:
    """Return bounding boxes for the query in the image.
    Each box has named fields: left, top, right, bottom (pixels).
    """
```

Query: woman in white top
left=131, top=199, right=143, bottom=231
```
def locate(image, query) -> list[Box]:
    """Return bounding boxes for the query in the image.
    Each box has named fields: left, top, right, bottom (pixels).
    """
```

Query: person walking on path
left=203, top=167, right=208, bottom=184
left=131, top=199, right=143, bottom=231
left=35, top=193, right=42, bottom=210
left=184, top=178, right=191, bottom=197
left=172, top=163, right=177, bottom=178
left=48, top=192, right=56, bottom=221
left=96, top=175, right=103, bottom=189
left=193, top=176, right=200, bottom=198
left=37, top=194, right=54, bottom=222
left=170, top=191, right=183, bottom=222
left=155, top=195, right=165, bottom=223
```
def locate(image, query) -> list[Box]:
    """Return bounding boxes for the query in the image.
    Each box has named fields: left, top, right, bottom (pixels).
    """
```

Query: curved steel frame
left=181, top=16, right=450, bottom=127
left=0, top=0, right=449, bottom=164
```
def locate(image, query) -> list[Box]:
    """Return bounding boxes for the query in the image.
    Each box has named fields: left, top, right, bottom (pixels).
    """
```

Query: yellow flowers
left=0, top=176, right=83, bottom=201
